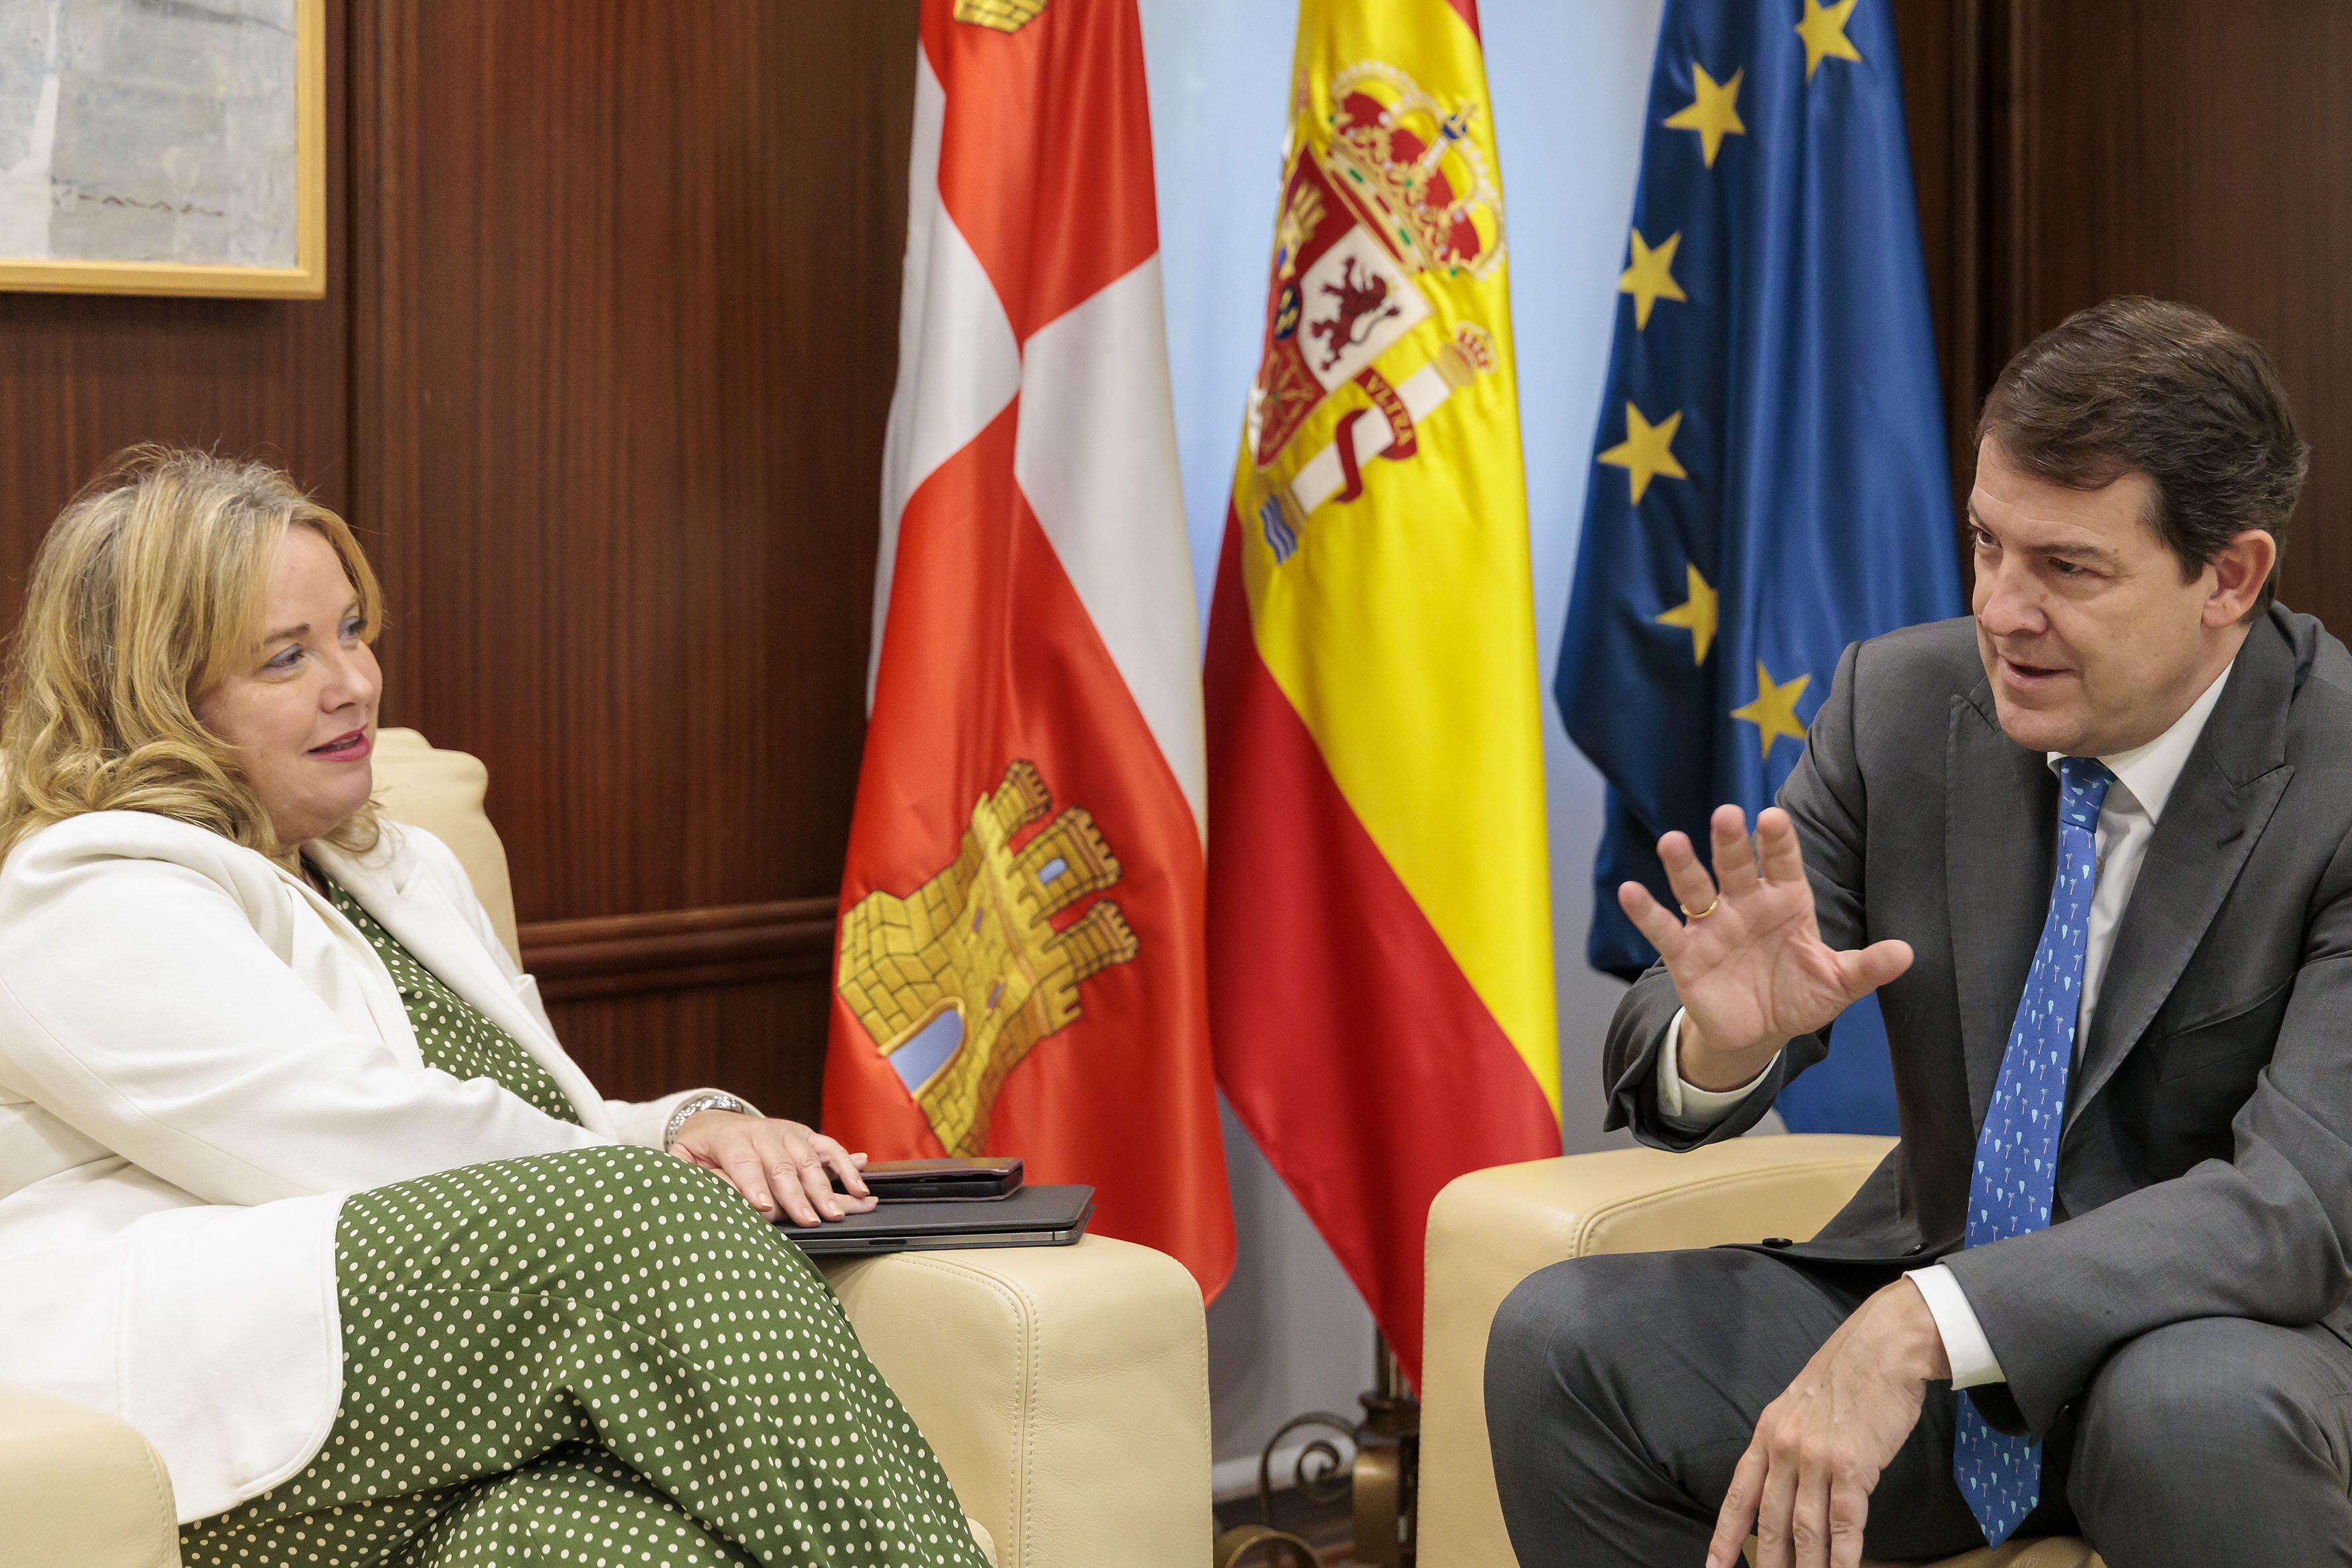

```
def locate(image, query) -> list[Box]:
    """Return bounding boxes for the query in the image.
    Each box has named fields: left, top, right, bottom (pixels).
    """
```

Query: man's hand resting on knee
left=1618, top=805, right=1913, bottom=1091
left=1626, top=793, right=1939, bottom=1568
left=1706, top=1279, right=1950, bottom=1568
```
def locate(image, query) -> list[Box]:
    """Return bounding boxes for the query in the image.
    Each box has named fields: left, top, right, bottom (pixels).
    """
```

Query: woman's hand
left=668, top=1109, right=876, bottom=1225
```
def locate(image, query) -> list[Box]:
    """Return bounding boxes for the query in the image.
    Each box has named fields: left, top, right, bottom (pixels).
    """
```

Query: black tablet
left=775, top=1183, right=1094, bottom=1256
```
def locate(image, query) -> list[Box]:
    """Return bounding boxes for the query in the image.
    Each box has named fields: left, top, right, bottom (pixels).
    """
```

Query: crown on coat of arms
left=1320, top=62, right=1504, bottom=280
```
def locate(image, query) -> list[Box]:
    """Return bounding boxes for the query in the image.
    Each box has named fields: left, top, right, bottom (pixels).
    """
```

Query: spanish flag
left=1204, top=0, right=1558, bottom=1381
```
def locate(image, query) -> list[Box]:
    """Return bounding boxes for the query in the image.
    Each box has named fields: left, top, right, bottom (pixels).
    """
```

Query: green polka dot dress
left=321, top=874, right=582, bottom=1125
left=177, top=872, right=988, bottom=1567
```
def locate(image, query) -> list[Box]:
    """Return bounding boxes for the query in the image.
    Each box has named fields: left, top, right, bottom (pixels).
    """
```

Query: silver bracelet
left=663, top=1090, right=759, bottom=1151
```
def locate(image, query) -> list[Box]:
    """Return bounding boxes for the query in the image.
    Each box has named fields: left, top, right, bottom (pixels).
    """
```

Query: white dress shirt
left=1654, top=665, right=2232, bottom=1387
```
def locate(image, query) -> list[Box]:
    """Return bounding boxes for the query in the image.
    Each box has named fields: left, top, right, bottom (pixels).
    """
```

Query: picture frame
left=0, top=0, right=325, bottom=299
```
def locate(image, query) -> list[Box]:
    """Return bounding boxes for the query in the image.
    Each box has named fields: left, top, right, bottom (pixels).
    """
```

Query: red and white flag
left=822, top=0, right=1233, bottom=1294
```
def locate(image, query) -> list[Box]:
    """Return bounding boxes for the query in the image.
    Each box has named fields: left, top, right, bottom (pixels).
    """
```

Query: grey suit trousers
left=1485, top=1247, right=2352, bottom=1567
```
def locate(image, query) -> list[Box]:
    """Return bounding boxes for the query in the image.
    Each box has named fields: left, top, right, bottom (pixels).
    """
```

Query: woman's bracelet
left=663, top=1090, right=760, bottom=1151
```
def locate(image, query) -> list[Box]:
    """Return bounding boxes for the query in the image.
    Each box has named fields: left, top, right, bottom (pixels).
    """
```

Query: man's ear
left=2205, top=528, right=2279, bottom=627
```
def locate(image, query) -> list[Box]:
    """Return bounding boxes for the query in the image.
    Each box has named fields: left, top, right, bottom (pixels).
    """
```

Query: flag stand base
left=1213, top=1334, right=1419, bottom=1567
left=1351, top=1334, right=1420, bottom=1566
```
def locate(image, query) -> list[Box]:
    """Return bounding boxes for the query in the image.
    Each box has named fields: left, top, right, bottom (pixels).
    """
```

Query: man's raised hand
left=1617, top=805, right=1913, bottom=1091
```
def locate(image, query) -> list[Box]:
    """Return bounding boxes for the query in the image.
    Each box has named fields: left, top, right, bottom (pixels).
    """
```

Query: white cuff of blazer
left=1654, top=1008, right=1778, bottom=1121
left=1654, top=1013, right=2009, bottom=1389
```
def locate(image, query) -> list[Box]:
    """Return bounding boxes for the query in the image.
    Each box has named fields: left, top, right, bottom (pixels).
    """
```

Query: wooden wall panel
left=1901, top=2, right=2352, bottom=633
left=542, top=949, right=838, bottom=1123
left=348, top=1, right=917, bottom=1119
left=1890, top=0, right=1972, bottom=503
left=2002, top=1, right=2352, bottom=633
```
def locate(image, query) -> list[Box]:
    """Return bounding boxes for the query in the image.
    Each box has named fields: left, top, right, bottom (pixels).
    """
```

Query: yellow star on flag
left=1731, top=661, right=1812, bottom=758
left=1795, top=0, right=1865, bottom=80
left=1663, top=63, right=1745, bottom=167
left=1618, top=228, right=1687, bottom=330
left=1597, top=402, right=1687, bottom=504
left=1655, top=564, right=1717, bottom=665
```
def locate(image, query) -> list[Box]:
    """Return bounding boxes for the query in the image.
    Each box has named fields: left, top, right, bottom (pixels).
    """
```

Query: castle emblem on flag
left=1243, top=61, right=1502, bottom=566
left=836, top=761, right=1138, bottom=1154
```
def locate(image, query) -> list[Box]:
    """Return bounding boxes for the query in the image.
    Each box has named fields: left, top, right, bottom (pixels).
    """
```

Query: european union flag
left=1555, top=0, right=1961, bottom=1134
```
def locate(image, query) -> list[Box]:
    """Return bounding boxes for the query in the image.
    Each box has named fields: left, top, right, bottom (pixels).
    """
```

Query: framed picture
left=0, top=0, right=325, bottom=298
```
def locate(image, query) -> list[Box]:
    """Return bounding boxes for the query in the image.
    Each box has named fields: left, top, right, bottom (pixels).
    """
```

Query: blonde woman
left=0, top=449, right=987, bottom=1567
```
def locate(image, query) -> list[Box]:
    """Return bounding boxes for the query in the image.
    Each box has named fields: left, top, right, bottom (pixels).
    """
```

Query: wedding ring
left=1680, top=897, right=1720, bottom=921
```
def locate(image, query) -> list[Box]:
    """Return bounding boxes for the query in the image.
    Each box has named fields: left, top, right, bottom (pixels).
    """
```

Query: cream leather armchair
left=1417, top=1137, right=2102, bottom=1568
left=0, top=728, right=1212, bottom=1568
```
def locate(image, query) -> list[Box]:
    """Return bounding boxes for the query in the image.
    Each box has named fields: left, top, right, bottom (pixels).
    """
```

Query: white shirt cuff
left=1906, top=1263, right=2006, bottom=1389
left=1654, top=1008, right=1778, bottom=1123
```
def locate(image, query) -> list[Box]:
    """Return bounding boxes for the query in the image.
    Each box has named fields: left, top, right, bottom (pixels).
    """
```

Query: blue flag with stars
left=1555, top=0, right=1962, bottom=1134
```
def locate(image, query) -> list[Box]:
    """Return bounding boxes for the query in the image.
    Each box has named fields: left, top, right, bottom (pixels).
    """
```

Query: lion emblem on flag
left=1243, top=62, right=1506, bottom=566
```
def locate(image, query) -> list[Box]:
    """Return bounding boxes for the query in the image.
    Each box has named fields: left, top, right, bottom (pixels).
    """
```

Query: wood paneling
left=1899, top=1, right=2352, bottom=633
left=1890, top=0, right=1972, bottom=503
left=350, top=1, right=915, bottom=920
left=342, top=1, right=916, bottom=1121
left=540, top=973, right=839, bottom=1123
left=2001, top=1, right=2352, bottom=633
left=519, top=900, right=834, bottom=1004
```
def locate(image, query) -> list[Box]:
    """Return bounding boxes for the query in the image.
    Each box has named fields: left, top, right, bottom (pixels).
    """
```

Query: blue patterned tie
left=1952, top=755, right=2112, bottom=1545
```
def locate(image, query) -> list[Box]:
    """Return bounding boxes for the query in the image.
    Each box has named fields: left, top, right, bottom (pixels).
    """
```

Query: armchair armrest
left=0, top=1382, right=179, bottom=1568
left=820, top=1234, right=1211, bottom=1568
left=1417, top=1135, right=1895, bottom=1568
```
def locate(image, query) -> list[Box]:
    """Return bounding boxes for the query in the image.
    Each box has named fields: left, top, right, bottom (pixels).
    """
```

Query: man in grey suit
left=1487, top=296, right=2352, bottom=1568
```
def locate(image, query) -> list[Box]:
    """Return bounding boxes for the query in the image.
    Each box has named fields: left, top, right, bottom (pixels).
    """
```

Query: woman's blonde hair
left=0, top=446, right=385, bottom=863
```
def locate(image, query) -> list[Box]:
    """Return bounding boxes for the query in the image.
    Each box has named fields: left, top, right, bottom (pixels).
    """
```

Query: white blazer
left=0, top=811, right=713, bottom=1522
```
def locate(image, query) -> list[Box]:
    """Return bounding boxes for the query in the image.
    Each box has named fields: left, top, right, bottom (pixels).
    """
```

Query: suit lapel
left=2067, top=625, right=2295, bottom=1130
left=1946, top=689, right=2059, bottom=1133
left=271, top=858, right=422, bottom=1066
left=374, top=878, right=562, bottom=1054
left=307, top=834, right=611, bottom=1128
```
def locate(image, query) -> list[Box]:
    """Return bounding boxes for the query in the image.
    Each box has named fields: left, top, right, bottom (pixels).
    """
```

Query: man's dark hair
left=1976, top=297, right=2309, bottom=617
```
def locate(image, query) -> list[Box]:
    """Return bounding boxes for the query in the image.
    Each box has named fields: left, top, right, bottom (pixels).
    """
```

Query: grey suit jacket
left=1604, top=607, right=2352, bottom=1435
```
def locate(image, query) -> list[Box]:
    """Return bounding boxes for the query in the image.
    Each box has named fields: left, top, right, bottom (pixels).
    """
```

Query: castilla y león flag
left=1204, top=0, right=1559, bottom=1378
left=824, top=0, right=1233, bottom=1295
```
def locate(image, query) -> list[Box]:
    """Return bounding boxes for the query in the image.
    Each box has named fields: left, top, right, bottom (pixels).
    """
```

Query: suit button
left=1762, top=1237, right=1792, bottom=1249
